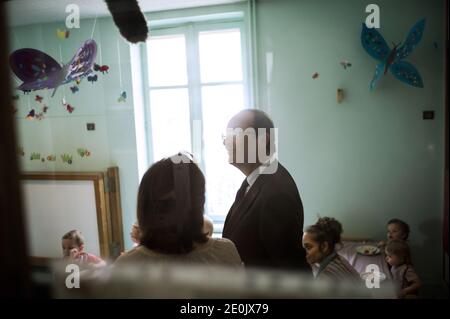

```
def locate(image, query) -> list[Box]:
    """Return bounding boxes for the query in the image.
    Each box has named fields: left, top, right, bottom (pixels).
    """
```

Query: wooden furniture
left=21, top=167, right=124, bottom=264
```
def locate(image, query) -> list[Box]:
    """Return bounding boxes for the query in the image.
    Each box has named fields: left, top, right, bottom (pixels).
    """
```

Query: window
left=139, top=11, right=254, bottom=234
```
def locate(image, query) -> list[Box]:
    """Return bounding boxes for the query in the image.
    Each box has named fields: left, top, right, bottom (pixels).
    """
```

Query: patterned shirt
left=314, top=252, right=362, bottom=283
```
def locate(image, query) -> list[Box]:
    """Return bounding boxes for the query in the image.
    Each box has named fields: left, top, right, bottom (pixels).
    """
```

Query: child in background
left=203, top=215, right=214, bottom=237
left=378, top=218, right=410, bottom=248
left=62, top=230, right=105, bottom=267
left=385, top=239, right=421, bottom=298
left=130, top=222, right=140, bottom=247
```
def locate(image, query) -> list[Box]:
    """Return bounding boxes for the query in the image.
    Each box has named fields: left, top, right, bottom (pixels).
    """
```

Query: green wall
left=10, top=17, right=139, bottom=250
left=255, top=0, right=445, bottom=287
left=9, top=0, right=446, bottom=291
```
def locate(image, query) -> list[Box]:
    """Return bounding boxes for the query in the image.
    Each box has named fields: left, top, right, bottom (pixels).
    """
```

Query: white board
left=22, top=180, right=101, bottom=258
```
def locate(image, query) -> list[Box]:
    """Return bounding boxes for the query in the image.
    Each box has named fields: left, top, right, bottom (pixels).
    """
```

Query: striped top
left=314, top=252, right=361, bottom=283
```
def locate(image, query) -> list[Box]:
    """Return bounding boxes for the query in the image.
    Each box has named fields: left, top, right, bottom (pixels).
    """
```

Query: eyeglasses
left=221, top=129, right=257, bottom=145
left=221, top=133, right=228, bottom=145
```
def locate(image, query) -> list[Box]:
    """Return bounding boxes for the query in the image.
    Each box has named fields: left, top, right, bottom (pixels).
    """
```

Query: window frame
left=134, top=4, right=256, bottom=230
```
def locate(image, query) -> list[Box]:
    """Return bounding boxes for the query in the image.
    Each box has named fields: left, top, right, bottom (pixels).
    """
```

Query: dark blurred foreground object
left=52, top=261, right=397, bottom=299
left=104, top=0, right=148, bottom=43
left=0, top=2, right=31, bottom=298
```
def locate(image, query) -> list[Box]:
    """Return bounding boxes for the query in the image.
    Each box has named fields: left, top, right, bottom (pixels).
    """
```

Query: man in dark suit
left=222, top=109, right=308, bottom=271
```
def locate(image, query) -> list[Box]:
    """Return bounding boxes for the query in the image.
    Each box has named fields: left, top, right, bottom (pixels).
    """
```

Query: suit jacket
left=222, top=163, right=309, bottom=271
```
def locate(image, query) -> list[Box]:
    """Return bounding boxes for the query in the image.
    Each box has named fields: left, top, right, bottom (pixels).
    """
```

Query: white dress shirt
left=245, top=157, right=278, bottom=194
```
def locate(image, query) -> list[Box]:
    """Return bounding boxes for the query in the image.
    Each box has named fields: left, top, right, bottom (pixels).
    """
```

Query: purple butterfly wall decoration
left=9, top=39, right=97, bottom=97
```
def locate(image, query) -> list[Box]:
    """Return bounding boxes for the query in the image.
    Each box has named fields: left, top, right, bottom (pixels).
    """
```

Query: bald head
left=224, top=109, right=276, bottom=175
left=227, top=109, right=274, bottom=134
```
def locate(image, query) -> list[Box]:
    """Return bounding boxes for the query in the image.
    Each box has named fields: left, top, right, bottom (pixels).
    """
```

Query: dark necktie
left=224, top=178, right=249, bottom=236
left=234, top=178, right=249, bottom=205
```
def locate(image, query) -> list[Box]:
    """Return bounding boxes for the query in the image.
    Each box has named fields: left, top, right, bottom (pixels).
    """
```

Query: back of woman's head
left=137, top=154, right=208, bottom=254
left=305, top=217, right=343, bottom=251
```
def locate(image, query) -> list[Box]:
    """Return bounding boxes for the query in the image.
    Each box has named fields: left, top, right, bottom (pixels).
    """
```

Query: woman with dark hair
left=302, top=217, right=360, bottom=282
left=116, top=153, right=242, bottom=267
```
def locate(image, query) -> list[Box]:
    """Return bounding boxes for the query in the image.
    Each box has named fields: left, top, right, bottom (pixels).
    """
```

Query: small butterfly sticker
left=26, top=109, right=36, bottom=120
left=35, top=95, right=43, bottom=103
left=77, top=148, right=91, bottom=158
left=62, top=98, right=75, bottom=113
left=312, top=72, right=319, bottom=79
left=70, top=86, right=79, bottom=94
left=61, top=154, right=73, bottom=164
left=94, top=63, right=109, bottom=74
left=117, top=91, right=127, bottom=103
left=30, top=152, right=41, bottom=161
left=42, top=105, right=49, bottom=113
left=56, top=29, right=70, bottom=39
left=87, top=74, right=98, bottom=83
left=66, top=104, right=75, bottom=113
left=340, top=60, right=352, bottom=70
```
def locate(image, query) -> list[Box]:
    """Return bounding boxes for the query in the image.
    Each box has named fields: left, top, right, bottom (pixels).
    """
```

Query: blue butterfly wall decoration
left=361, top=19, right=425, bottom=90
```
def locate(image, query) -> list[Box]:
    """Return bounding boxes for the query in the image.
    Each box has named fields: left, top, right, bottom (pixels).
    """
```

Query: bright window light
left=149, top=88, right=191, bottom=162
left=199, top=29, right=243, bottom=83
left=144, top=21, right=250, bottom=230
left=147, top=35, right=188, bottom=87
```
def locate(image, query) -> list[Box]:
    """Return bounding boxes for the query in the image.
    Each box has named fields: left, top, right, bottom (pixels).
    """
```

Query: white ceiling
left=5, top=0, right=246, bottom=27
